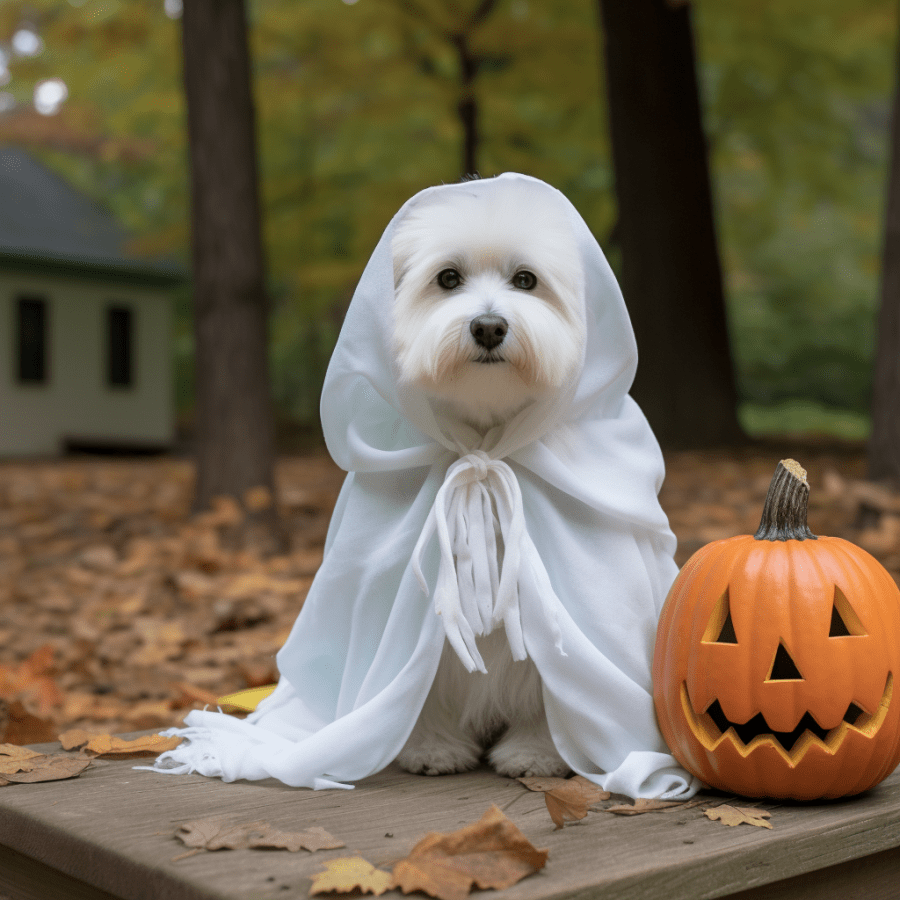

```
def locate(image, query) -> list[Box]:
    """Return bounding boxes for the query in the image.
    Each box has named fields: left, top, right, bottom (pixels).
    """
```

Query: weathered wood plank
left=0, top=844, right=123, bottom=900
left=1, top=736, right=900, bottom=900
left=725, top=847, right=900, bottom=900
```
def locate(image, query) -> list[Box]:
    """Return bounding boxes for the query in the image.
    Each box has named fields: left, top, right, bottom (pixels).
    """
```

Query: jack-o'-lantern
left=654, top=459, right=900, bottom=800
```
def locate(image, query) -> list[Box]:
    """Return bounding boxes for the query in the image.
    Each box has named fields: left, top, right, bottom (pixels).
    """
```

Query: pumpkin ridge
left=685, top=536, right=755, bottom=721
left=828, top=538, right=894, bottom=711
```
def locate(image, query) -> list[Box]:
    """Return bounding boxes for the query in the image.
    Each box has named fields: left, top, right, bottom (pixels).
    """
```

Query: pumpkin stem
left=754, top=459, right=818, bottom=542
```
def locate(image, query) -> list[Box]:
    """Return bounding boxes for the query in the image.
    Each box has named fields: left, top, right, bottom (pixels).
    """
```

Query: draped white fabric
left=410, top=449, right=563, bottom=673
left=147, top=173, right=701, bottom=799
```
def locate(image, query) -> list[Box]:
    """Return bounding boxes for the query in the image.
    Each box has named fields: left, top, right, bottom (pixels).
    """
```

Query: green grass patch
left=739, top=400, right=871, bottom=440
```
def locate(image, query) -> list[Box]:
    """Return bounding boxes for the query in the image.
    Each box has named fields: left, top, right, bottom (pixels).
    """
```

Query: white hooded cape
left=150, top=173, right=700, bottom=799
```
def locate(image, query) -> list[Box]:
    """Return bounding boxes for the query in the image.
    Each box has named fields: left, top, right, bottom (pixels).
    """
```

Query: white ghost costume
left=150, top=173, right=701, bottom=799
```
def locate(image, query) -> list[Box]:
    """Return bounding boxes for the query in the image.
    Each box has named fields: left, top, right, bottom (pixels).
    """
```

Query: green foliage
left=696, top=0, right=896, bottom=420
left=2, top=0, right=896, bottom=437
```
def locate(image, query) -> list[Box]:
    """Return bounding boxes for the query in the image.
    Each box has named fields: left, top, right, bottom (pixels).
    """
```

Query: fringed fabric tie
left=412, top=450, right=563, bottom=672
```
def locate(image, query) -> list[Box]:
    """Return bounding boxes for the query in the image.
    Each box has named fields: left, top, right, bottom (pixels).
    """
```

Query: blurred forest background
left=1, top=0, right=895, bottom=444
left=5, top=0, right=900, bottom=743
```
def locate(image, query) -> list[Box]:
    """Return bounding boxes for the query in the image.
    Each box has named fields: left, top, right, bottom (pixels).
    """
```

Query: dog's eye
left=513, top=271, right=537, bottom=290
left=437, top=268, right=462, bottom=290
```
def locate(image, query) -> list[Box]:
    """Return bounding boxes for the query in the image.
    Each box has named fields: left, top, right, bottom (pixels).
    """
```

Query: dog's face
left=391, top=182, right=585, bottom=429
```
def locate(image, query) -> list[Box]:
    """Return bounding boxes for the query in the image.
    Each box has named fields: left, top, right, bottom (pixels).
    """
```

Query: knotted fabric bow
left=412, top=450, right=564, bottom=673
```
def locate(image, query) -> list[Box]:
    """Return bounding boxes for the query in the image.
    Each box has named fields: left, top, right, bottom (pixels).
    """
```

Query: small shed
left=0, top=147, right=184, bottom=456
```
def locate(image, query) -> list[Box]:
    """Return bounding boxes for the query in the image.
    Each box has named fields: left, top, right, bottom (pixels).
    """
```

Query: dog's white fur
left=390, top=180, right=585, bottom=777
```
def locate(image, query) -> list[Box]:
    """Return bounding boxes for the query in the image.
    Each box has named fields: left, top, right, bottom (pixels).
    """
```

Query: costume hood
left=151, top=174, right=700, bottom=799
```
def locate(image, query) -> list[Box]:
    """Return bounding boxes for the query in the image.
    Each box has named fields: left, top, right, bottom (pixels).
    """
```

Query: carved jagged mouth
left=681, top=673, right=893, bottom=763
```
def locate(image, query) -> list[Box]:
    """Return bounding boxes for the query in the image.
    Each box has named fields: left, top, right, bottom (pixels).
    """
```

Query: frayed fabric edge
left=133, top=726, right=222, bottom=778
left=132, top=726, right=355, bottom=790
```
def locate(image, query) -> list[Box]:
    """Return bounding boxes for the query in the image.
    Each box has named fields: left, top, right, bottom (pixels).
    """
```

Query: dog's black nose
left=470, top=315, right=508, bottom=350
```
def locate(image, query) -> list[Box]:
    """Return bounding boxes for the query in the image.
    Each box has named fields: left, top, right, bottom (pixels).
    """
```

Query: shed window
left=107, top=305, right=133, bottom=387
left=16, top=296, right=48, bottom=384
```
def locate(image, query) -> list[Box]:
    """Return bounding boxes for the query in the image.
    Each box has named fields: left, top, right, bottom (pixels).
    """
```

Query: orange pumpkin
left=654, top=459, right=900, bottom=800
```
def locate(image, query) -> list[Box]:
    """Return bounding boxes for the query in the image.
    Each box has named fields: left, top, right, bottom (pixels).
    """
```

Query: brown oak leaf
left=605, top=798, right=688, bottom=815
left=176, top=818, right=267, bottom=851
left=176, top=818, right=344, bottom=853
left=84, top=732, right=182, bottom=758
left=391, top=805, right=548, bottom=900
left=0, top=747, right=91, bottom=784
left=704, top=806, right=772, bottom=829
left=58, top=729, right=98, bottom=751
left=249, top=824, right=346, bottom=853
left=519, top=775, right=610, bottom=829
left=310, top=857, right=393, bottom=895
left=0, top=744, right=42, bottom=775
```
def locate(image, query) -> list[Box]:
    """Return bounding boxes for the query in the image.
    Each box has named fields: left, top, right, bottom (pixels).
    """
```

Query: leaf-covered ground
left=2, top=443, right=898, bottom=744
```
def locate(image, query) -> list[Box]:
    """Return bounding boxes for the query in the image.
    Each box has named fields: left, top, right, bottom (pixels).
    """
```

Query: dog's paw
left=488, top=734, right=571, bottom=779
left=396, top=742, right=480, bottom=776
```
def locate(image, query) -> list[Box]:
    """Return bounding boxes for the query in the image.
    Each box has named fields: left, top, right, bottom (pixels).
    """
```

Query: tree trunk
left=448, top=0, right=498, bottom=178
left=869, top=7, right=900, bottom=486
left=181, top=0, right=283, bottom=547
left=598, top=0, right=745, bottom=448
left=453, top=32, right=480, bottom=177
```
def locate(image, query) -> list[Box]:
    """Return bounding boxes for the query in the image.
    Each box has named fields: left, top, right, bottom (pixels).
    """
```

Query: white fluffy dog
left=390, top=179, right=585, bottom=778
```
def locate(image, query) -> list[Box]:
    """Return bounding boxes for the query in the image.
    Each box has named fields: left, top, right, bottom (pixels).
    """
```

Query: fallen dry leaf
left=704, top=806, right=773, bottom=829
left=2, top=701, right=58, bottom=745
left=250, top=824, right=345, bottom=853
left=0, top=744, right=92, bottom=785
left=519, top=775, right=610, bottom=829
left=517, top=776, right=571, bottom=792
left=58, top=728, right=98, bottom=751
left=310, top=857, right=393, bottom=896
left=84, top=733, right=182, bottom=759
left=0, top=646, right=63, bottom=719
left=244, top=485, right=274, bottom=512
left=1, top=450, right=892, bottom=749
left=218, top=684, right=277, bottom=712
left=0, top=743, right=42, bottom=775
left=1, top=754, right=92, bottom=784
left=0, top=454, right=343, bottom=743
left=176, top=818, right=345, bottom=854
left=176, top=818, right=264, bottom=851
left=606, top=798, right=688, bottom=815
left=391, top=805, right=548, bottom=900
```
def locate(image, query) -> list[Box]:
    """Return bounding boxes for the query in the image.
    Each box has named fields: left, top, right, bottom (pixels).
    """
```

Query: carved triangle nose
left=768, top=643, right=804, bottom=681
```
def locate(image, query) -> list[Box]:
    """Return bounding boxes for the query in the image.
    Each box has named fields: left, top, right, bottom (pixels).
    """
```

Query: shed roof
left=0, top=146, right=184, bottom=286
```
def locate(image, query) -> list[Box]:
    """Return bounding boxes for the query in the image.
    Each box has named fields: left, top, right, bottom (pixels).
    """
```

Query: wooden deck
left=2, top=736, right=900, bottom=900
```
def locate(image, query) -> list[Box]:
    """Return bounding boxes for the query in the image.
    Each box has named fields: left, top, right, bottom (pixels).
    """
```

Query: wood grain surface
left=1, top=737, right=900, bottom=900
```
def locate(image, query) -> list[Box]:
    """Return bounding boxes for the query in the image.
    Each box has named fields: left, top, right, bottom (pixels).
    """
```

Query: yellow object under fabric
left=218, top=685, right=277, bottom=712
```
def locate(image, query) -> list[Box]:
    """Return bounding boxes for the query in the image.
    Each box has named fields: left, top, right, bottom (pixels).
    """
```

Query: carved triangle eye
left=829, top=586, right=866, bottom=637
left=702, top=588, right=738, bottom=644
left=717, top=608, right=738, bottom=644
left=768, top=643, right=804, bottom=681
